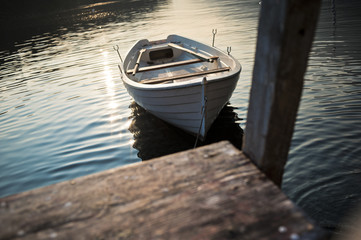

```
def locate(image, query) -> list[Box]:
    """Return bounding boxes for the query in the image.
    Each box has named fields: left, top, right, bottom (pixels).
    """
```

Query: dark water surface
left=1, top=0, right=360, bottom=230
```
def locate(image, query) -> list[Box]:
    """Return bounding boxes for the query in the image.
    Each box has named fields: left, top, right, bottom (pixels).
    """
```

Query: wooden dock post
left=242, top=0, right=322, bottom=186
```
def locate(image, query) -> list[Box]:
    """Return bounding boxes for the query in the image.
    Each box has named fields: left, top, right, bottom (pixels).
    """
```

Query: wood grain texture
left=0, top=141, right=327, bottom=240
left=127, top=58, right=203, bottom=74
left=243, top=0, right=322, bottom=186
left=140, top=67, right=230, bottom=84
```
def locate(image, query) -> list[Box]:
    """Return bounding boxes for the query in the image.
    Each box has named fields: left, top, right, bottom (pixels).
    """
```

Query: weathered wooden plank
left=243, top=0, right=322, bottom=186
left=168, top=43, right=215, bottom=62
left=131, top=48, right=146, bottom=75
left=126, top=56, right=219, bottom=74
left=140, top=67, right=230, bottom=84
left=0, top=141, right=327, bottom=240
left=126, top=58, right=203, bottom=74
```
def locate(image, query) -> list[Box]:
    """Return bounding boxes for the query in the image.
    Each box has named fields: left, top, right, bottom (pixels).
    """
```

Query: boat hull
left=123, top=74, right=239, bottom=139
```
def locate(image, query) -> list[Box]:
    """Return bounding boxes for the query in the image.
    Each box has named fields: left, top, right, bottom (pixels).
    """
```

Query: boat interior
left=125, top=41, right=231, bottom=84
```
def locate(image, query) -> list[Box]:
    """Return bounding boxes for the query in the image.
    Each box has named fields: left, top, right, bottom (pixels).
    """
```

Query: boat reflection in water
left=128, top=101, right=243, bottom=160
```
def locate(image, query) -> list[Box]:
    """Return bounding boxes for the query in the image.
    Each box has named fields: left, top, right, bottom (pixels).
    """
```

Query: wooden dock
left=0, top=141, right=328, bottom=240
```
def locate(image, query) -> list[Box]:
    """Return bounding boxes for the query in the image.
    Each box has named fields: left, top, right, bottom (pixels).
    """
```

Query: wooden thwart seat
left=127, top=43, right=218, bottom=75
left=139, top=67, right=231, bottom=84
left=126, top=56, right=218, bottom=75
left=168, top=43, right=214, bottom=62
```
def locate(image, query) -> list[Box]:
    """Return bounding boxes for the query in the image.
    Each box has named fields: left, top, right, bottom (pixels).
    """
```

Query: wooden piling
left=0, top=142, right=328, bottom=240
left=242, top=0, right=322, bottom=186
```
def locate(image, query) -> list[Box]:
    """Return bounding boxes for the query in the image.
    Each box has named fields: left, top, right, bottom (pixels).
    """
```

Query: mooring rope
left=194, top=77, right=208, bottom=148
left=194, top=96, right=207, bottom=149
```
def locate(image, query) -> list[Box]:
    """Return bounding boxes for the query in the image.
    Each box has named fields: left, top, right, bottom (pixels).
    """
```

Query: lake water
left=1, top=0, right=360, bottom=231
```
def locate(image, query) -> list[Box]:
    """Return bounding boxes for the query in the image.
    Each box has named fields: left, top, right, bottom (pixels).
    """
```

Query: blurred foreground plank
left=0, top=141, right=328, bottom=240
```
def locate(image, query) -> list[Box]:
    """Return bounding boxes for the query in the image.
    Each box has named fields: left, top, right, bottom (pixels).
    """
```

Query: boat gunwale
left=122, top=71, right=241, bottom=93
left=121, top=35, right=242, bottom=91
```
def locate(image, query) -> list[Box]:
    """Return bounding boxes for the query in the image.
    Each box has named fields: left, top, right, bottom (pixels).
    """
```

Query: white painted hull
left=120, top=35, right=241, bottom=139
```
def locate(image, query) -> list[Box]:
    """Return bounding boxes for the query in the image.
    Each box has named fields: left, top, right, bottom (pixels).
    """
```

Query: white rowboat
left=118, top=34, right=241, bottom=140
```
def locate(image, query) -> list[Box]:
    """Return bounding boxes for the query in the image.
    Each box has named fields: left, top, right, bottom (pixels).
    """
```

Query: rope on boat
left=194, top=77, right=208, bottom=148
left=194, top=97, right=207, bottom=148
